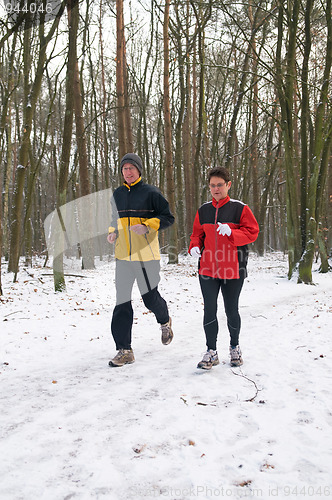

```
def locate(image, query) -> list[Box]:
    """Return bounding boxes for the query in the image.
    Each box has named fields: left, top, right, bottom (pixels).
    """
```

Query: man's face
left=122, top=163, right=141, bottom=185
left=209, top=175, right=231, bottom=201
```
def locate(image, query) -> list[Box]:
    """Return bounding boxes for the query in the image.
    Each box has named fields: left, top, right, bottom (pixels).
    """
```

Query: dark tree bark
left=53, top=0, right=78, bottom=292
left=8, top=6, right=64, bottom=277
left=298, top=0, right=332, bottom=283
left=116, top=0, right=133, bottom=160
left=163, top=0, right=178, bottom=263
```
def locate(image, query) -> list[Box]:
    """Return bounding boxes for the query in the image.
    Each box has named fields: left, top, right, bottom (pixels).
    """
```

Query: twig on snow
left=3, top=310, right=24, bottom=320
left=231, top=369, right=261, bottom=402
left=24, top=268, right=44, bottom=284
left=41, top=273, right=87, bottom=278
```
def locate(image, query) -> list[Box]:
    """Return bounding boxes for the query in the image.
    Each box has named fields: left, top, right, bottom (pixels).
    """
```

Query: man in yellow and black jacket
left=107, top=153, right=175, bottom=367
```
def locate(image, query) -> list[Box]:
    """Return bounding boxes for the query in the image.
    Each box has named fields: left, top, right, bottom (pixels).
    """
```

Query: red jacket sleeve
left=228, top=205, right=259, bottom=246
left=188, top=211, right=205, bottom=253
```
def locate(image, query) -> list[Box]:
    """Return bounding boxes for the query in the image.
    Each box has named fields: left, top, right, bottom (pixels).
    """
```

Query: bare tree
left=53, top=0, right=78, bottom=292
left=116, top=0, right=133, bottom=159
left=8, top=6, right=64, bottom=278
left=275, top=0, right=302, bottom=278
left=163, top=0, right=178, bottom=263
left=298, top=0, right=332, bottom=282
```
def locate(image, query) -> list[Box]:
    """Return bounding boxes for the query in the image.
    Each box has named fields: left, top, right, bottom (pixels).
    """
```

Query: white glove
left=190, top=246, right=201, bottom=257
left=217, top=223, right=231, bottom=236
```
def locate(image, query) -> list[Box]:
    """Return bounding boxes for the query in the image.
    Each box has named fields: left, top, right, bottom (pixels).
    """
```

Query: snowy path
left=1, top=253, right=332, bottom=499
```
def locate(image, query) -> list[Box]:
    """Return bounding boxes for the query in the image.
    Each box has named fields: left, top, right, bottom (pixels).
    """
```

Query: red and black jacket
left=189, top=195, right=259, bottom=279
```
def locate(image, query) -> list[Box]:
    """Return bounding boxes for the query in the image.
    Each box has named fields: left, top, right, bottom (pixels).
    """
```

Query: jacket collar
left=212, top=195, right=230, bottom=208
left=123, top=177, right=142, bottom=190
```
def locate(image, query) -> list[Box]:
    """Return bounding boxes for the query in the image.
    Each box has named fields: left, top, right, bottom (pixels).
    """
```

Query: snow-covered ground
left=1, top=252, right=332, bottom=500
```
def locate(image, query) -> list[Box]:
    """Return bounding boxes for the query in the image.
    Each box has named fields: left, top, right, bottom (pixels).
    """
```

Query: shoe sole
left=161, top=318, right=173, bottom=345
left=197, top=360, right=219, bottom=370
left=230, top=360, right=243, bottom=367
left=109, top=359, right=135, bottom=367
left=162, top=332, right=173, bottom=345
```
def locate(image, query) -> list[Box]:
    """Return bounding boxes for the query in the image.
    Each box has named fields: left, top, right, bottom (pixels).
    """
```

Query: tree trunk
left=298, top=0, right=332, bottom=283
left=53, top=0, right=78, bottom=292
left=192, top=38, right=199, bottom=211
left=275, top=0, right=302, bottom=278
left=0, top=32, right=17, bottom=262
left=8, top=7, right=63, bottom=277
left=99, top=0, right=110, bottom=189
left=183, top=1, right=194, bottom=244
left=172, top=1, right=186, bottom=250
left=73, top=59, right=95, bottom=269
left=257, top=107, right=279, bottom=255
left=116, top=0, right=133, bottom=159
left=317, top=224, right=330, bottom=273
left=163, top=0, right=178, bottom=263
left=300, top=0, right=313, bottom=255
left=327, top=157, right=332, bottom=254
left=0, top=183, right=3, bottom=295
left=248, top=0, right=260, bottom=233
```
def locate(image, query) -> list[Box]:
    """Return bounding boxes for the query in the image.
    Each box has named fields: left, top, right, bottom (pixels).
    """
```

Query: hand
left=107, top=232, right=117, bottom=244
left=217, top=223, right=231, bottom=236
left=190, top=246, right=201, bottom=257
left=130, top=224, right=149, bottom=235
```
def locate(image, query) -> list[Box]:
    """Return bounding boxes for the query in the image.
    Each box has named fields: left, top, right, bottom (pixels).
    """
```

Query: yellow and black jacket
left=109, top=178, right=175, bottom=261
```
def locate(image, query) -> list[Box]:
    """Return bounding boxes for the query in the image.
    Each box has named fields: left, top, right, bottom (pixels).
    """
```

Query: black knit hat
left=120, top=153, right=143, bottom=175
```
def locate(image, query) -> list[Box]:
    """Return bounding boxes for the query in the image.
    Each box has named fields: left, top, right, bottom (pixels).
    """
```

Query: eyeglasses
left=123, top=166, right=137, bottom=171
left=209, top=182, right=227, bottom=188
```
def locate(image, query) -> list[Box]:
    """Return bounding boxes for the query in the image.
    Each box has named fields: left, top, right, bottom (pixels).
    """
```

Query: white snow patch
left=1, top=253, right=332, bottom=499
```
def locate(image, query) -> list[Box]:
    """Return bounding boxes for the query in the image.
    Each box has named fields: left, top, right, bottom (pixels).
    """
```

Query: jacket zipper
left=214, top=201, right=219, bottom=249
left=214, top=202, right=220, bottom=272
left=127, top=187, right=132, bottom=260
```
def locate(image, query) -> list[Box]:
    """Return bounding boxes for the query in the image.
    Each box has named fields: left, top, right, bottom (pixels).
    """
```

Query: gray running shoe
left=161, top=317, right=173, bottom=345
left=109, top=348, right=135, bottom=367
left=197, top=349, right=219, bottom=370
left=229, top=345, right=243, bottom=367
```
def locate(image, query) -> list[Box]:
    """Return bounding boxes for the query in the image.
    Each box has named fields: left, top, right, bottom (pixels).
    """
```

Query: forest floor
left=1, top=252, right=332, bottom=500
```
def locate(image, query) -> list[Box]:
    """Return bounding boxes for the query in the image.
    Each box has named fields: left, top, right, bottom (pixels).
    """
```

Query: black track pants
left=111, top=260, right=169, bottom=350
left=199, top=274, right=244, bottom=350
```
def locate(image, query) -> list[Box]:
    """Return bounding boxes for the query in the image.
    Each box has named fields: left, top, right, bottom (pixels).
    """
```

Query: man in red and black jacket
left=189, top=166, right=259, bottom=370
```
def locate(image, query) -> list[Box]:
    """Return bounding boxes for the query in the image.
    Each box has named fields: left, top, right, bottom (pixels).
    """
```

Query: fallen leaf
left=236, top=480, right=252, bottom=487
left=260, top=462, right=275, bottom=471
left=133, top=444, right=146, bottom=454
